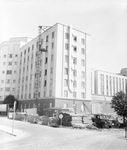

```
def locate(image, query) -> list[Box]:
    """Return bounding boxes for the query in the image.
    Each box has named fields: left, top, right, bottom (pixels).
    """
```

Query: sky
left=0, top=0, right=127, bottom=73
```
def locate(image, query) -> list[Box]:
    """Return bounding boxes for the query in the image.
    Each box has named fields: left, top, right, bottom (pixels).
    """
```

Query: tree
left=3, top=95, right=18, bottom=110
left=111, top=91, right=127, bottom=125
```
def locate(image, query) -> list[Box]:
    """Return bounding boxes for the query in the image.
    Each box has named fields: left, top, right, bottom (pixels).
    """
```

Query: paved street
left=0, top=117, right=127, bottom=150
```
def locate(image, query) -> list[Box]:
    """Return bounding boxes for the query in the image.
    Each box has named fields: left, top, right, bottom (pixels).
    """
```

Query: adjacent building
left=0, top=37, right=30, bottom=104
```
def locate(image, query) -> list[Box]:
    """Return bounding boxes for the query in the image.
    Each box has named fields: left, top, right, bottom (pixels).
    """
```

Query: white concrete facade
left=0, top=37, right=30, bottom=102
left=17, top=23, right=91, bottom=113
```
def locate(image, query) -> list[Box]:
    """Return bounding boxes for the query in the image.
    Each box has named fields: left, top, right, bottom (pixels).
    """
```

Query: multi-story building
left=1, top=23, right=126, bottom=116
left=17, top=23, right=91, bottom=115
left=0, top=37, right=30, bottom=104
left=91, top=69, right=127, bottom=114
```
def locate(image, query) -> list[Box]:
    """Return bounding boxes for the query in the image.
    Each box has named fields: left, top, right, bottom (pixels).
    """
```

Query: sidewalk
left=0, top=124, right=25, bottom=144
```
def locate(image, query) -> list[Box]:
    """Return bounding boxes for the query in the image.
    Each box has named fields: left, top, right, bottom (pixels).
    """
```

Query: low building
left=91, top=69, right=127, bottom=115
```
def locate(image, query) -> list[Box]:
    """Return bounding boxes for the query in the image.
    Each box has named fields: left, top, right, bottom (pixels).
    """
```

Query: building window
left=64, top=68, right=68, bottom=75
left=13, top=80, right=16, bottom=83
left=81, top=71, right=85, bottom=78
left=81, top=48, right=85, bottom=55
left=51, top=68, right=53, bottom=74
left=14, top=70, right=16, bottom=74
left=45, top=70, right=47, bottom=76
left=44, top=91, right=46, bottom=97
left=1, top=80, right=4, bottom=83
left=44, top=80, right=47, bottom=87
left=51, top=55, right=53, bottom=61
left=5, top=87, right=10, bottom=92
left=113, top=77, right=115, bottom=95
left=46, top=35, right=48, bottom=42
left=110, top=76, right=112, bottom=95
left=29, top=93, right=31, bottom=99
left=73, top=46, right=77, bottom=52
left=32, top=44, right=34, bottom=50
left=106, top=75, right=109, bottom=95
left=65, top=55, right=68, bottom=63
left=73, top=36, right=77, bottom=42
left=28, top=47, right=30, bottom=52
left=65, top=43, right=69, bottom=50
left=9, top=54, right=12, bottom=58
left=49, top=91, right=52, bottom=97
left=81, top=82, right=85, bottom=89
left=73, top=57, right=77, bottom=64
left=73, top=70, right=77, bottom=76
left=65, top=33, right=69, bottom=39
left=24, top=50, right=26, bottom=54
left=52, top=32, right=55, bottom=38
left=122, top=79, right=124, bottom=92
left=0, top=88, right=3, bottom=91
left=2, top=71, right=5, bottom=74
left=73, top=81, right=77, bottom=88
left=46, top=46, right=48, bottom=51
left=8, top=62, right=12, bottom=65
left=41, top=39, right=43, bottom=45
left=36, top=42, right=38, bottom=48
left=14, top=61, right=17, bottom=65
left=119, top=78, right=121, bottom=91
left=81, top=38, right=85, bottom=45
left=64, top=90, right=68, bottom=97
left=125, top=79, right=127, bottom=93
left=81, top=92, right=85, bottom=99
left=64, top=79, right=68, bottom=87
left=45, top=57, right=48, bottom=64
left=52, top=43, right=54, bottom=49
left=15, top=54, right=18, bottom=57
left=4, top=55, right=6, bottom=58
left=3, top=62, right=6, bottom=65
left=81, top=59, right=85, bottom=66
left=73, top=92, right=77, bottom=98
left=100, top=74, right=104, bottom=95
left=6, top=79, right=11, bottom=84
left=7, top=70, right=12, bottom=74
left=12, top=88, right=15, bottom=92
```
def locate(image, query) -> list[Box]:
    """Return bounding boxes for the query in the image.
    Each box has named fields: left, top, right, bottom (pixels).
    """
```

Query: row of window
left=64, top=68, right=85, bottom=78
left=20, top=89, right=53, bottom=100
left=2, top=54, right=18, bottom=58
left=64, top=90, right=85, bottom=99
left=21, top=32, right=55, bottom=57
left=0, top=87, right=15, bottom=92
left=1, top=79, right=16, bottom=83
left=65, top=43, right=85, bottom=53
left=2, top=61, right=18, bottom=66
left=65, top=56, right=85, bottom=66
left=65, top=33, right=85, bottom=45
left=64, top=79, right=85, bottom=89
left=100, top=74, right=127, bottom=95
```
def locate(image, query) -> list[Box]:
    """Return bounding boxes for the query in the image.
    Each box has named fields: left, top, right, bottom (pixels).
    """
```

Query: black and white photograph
left=0, top=0, right=127, bottom=150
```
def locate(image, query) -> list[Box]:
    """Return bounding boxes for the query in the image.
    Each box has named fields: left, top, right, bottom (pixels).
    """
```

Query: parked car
left=92, top=114, right=113, bottom=128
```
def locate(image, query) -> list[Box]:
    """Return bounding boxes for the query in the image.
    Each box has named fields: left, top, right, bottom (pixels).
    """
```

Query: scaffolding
left=34, top=26, right=50, bottom=113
